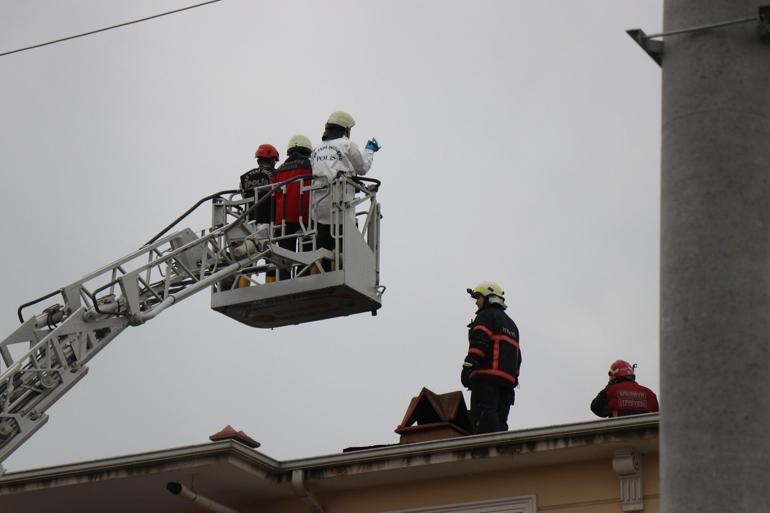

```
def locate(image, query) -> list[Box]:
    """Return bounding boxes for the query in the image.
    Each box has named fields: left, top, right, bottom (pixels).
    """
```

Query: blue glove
left=365, top=137, right=381, bottom=152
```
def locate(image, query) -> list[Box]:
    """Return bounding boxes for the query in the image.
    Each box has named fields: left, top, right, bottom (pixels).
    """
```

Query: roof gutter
left=292, top=469, right=325, bottom=513
left=166, top=481, right=240, bottom=513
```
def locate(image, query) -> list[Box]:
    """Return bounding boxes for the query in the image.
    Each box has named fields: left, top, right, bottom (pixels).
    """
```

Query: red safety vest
left=607, top=381, right=659, bottom=417
left=272, top=167, right=311, bottom=224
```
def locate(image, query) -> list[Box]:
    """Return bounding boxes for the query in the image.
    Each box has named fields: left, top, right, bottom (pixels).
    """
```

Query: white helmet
left=326, top=110, right=356, bottom=129
left=287, top=134, right=312, bottom=152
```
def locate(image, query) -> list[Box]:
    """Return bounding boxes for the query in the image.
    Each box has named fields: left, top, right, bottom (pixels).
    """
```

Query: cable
left=0, top=0, right=223, bottom=58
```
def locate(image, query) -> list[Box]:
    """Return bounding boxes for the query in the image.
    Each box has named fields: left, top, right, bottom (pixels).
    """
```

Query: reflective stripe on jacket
left=464, top=304, right=521, bottom=386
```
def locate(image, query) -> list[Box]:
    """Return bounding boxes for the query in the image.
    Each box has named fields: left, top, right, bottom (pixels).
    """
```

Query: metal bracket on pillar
left=612, top=448, right=644, bottom=512
left=628, top=4, right=770, bottom=67
left=626, top=29, right=663, bottom=66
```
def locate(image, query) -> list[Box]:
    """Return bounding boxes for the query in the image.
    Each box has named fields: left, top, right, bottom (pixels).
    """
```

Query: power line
left=0, top=0, right=223, bottom=58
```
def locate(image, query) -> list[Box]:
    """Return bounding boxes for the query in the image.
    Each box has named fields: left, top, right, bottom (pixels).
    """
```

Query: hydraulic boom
left=0, top=175, right=383, bottom=474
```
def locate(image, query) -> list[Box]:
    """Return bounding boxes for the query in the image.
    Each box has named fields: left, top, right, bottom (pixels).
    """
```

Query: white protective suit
left=310, top=136, right=374, bottom=224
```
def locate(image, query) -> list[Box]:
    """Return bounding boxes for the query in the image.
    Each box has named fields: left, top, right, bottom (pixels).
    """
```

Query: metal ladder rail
left=0, top=177, right=380, bottom=473
left=1, top=218, right=262, bottom=382
left=0, top=229, right=321, bottom=472
left=0, top=213, right=274, bottom=473
left=212, top=175, right=330, bottom=280
left=213, top=175, right=383, bottom=281
left=0, top=306, right=129, bottom=471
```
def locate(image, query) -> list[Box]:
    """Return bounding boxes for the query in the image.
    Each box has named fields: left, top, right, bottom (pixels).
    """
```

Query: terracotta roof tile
left=396, top=388, right=471, bottom=442
left=209, top=425, right=260, bottom=448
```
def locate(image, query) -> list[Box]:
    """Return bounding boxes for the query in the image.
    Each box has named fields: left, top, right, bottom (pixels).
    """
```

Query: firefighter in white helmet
left=462, top=281, right=522, bottom=434
left=270, top=135, right=314, bottom=280
left=310, top=111, right=381, bottom=270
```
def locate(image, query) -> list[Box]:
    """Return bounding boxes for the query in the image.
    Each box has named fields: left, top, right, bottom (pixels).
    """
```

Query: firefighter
left=590, top=360, right=659, bottom=418
left=271, top=135, right=313, bottom=280
left=461, top=281, right=522, bottom=434
left=240, top=143, right=280, bottom=225
left=235, top=144, right=279, bottom=285
left=310, top=111, right=380, bottom=269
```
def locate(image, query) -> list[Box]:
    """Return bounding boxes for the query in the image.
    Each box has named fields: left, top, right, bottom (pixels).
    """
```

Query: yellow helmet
left=467, top=281, right=505, bottom=299
left=287, top=134, right=312, bottom=152
left=326, top=110, right=356, bottom=129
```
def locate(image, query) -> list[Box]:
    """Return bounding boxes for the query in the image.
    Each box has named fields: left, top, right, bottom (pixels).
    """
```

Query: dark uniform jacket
left=463, top=304, right=521, bottom=387
left=590, top=377, right=659, bottom=417
left=239, top=167, right=273, bottom=223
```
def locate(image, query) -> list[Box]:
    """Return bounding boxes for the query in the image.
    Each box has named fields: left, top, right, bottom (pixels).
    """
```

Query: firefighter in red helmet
left=233, top=144, right=279, bottom=286
left=240, top=144, right=280, bottom=224
left=590, top=360, right=659, bottom=418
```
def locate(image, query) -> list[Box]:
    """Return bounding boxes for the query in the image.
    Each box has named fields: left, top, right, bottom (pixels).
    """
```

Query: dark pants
left=316, top=223, right=343, bottom=271
left=470, top=380, right=515, bottom=434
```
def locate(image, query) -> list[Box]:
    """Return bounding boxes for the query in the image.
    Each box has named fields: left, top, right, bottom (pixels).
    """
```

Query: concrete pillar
left=661, top=2, right=770, bottom=512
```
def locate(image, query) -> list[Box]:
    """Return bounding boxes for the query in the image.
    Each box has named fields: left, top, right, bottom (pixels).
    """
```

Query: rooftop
left=0, top=414, right=659, bottom=513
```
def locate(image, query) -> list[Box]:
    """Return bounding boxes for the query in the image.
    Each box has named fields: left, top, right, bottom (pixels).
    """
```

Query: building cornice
left=0, top=414, right=658, bottom=489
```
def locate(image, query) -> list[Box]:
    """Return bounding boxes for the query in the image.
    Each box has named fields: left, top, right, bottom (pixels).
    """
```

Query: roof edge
left=282, top=413, right=659, bottom=470
left=0, top=440, right=276, bottom=486
left=0, top=414, right=659, bottom=486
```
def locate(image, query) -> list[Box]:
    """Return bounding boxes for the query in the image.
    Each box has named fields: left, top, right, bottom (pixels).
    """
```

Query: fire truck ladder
left=0, top=180, right=338, bottom=474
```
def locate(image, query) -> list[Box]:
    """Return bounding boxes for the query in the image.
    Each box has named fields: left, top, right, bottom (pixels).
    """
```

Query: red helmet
left=608, top=360, right=635, bottom=379
left=255, top=144, right=279, bottom=160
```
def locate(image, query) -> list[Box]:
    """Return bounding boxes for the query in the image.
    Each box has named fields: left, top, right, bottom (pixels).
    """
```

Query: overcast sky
left=0, top=0, right=662, bottom=472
